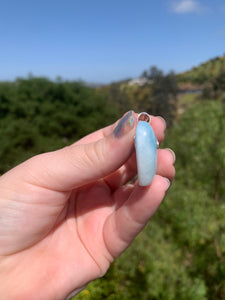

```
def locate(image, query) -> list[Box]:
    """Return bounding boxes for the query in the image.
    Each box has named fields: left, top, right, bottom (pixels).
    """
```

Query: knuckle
left=83, top=141, right=107, bottom=175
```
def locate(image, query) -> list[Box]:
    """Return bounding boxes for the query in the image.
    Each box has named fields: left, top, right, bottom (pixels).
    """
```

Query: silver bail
left=137, top=112, right=151, bottom=123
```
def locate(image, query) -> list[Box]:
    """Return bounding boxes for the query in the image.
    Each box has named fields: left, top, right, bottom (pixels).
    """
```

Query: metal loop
left=137, top=112, right=151, bottom=123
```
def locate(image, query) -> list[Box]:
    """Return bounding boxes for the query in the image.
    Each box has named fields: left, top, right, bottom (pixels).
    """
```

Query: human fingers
left=102, top=116, right=167, bottom=189
left=75, top=114, right=167, bottom=190
left=74, top=113, right=137, bottom=145
left=105, top=147, right=176, bottom=190
left=156, top=148, right=176, bottom=182
left=75, top=123, right=114, bottom=145
left=103, top=175, right=171, bottom=258
left=4, top=111, right=137, bottom=191
left=104, top=151, right=137, bottom=190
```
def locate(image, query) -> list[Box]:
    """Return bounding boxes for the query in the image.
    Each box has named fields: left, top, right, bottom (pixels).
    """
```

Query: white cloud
left=171, top=0, right=204, bottom=14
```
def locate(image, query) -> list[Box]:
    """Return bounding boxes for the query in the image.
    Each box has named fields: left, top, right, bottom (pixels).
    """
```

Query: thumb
left=15, top=111, right=137, bottom=191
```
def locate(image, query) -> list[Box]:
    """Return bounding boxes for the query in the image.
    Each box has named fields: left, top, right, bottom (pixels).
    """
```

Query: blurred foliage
left=178, top=55, right=225, bottom=84
left=0, top=77, right=119, bottom=174
left=202, top=71, right=225, bottom=100
left=101, top=66, right=178, bottom=127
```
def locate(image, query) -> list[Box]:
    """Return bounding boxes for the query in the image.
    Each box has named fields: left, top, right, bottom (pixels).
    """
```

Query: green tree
left=150, top=69, right=178, bottom=126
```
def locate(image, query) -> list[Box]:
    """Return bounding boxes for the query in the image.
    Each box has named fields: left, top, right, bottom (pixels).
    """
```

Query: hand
left=0, top=111, right=175, bottom=300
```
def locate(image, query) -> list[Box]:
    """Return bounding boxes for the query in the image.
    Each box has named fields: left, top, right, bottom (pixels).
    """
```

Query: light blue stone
left=135, top=121, right=157, bottom=186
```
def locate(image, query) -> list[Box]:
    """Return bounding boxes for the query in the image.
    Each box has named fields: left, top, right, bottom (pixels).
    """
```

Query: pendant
left=135, top=112, right=158, bottom=186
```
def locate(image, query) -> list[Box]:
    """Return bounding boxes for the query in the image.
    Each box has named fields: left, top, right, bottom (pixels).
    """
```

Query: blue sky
left=0, top=0, right=225, bottom=83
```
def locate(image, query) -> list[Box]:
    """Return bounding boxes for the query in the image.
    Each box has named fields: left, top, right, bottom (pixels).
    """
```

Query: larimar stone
left=135, top=121, right=157, bottom=186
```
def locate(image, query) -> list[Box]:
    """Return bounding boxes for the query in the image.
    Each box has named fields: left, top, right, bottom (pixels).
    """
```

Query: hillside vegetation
left=0, top=56, right=225, bottom=299
left=178, top=54, right=225, bottom=84
left=100, top=66, right=178, bottom=127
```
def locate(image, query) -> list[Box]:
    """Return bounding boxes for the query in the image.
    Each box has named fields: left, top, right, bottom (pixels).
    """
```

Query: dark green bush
left=0, top=78, right=118, bottom=174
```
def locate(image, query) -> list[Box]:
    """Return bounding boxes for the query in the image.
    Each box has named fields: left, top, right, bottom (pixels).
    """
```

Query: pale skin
left=0, top=112, right=175, bottom=300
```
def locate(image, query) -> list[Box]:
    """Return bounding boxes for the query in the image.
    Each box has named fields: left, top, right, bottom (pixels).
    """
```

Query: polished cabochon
left=135, top=121, right=157, bottom=186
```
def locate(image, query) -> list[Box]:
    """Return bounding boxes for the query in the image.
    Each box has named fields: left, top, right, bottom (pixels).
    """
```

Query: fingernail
left=163, top=177, right=171, bottom=190
left=167, top=148, right=176, bottom=163
left=113, top=111, right=135, bottom=138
